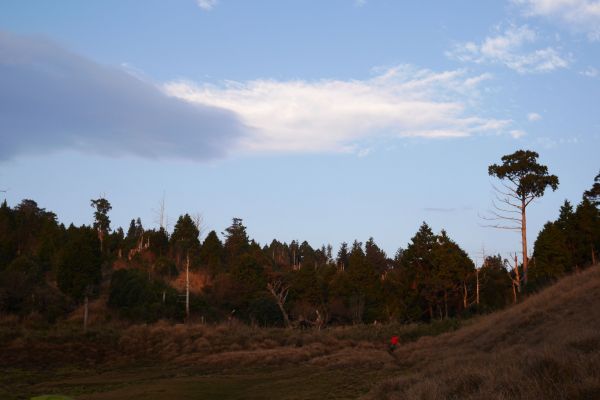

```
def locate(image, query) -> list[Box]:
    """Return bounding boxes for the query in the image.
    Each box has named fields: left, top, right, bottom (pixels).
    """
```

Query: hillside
left=368, top=265, right=600, bottom=399
left=1, top=265, right=598, bottom=399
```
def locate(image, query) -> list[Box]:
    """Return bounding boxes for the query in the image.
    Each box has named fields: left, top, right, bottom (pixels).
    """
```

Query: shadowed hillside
left=367, top=265, right=600, bottom=400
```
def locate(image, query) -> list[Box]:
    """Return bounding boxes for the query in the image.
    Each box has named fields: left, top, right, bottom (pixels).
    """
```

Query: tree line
left=0, top=151, right=598, bottom=328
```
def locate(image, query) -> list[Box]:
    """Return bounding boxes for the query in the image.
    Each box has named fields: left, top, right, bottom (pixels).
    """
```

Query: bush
left=108, top=269, right=182, bottom=322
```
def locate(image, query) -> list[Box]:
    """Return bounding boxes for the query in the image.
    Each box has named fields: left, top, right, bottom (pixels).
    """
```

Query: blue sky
left=1, top=0, right=599, bottom=263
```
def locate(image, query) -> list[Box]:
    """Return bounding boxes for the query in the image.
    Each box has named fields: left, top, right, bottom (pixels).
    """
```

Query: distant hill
left=367, top=265, right=600, bottom=399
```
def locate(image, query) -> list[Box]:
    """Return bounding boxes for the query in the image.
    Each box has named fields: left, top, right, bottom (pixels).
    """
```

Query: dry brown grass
left=3, top=266, right=599, bottom=399
left=366, top=266, right=600, bottom=400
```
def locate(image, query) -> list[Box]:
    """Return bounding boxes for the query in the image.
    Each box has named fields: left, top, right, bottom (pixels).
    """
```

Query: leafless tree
left=192, top=212, right=205, bottom=241
left=267, top=279, right=292, bottom=329
left=152, top=192, right=169, bottom=231
left=504, top=253, right=521, bottom=304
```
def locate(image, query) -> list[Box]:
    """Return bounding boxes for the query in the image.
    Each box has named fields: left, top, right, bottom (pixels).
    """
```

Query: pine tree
left=90, top=198, right=112, bottom=252
left=223, top=218, right=250, bottom=268
left=170, top=214, right=200, bottom=265
left=531, top=222, right=571, bottom=285
left=336, top=242, right=349, bottom=271
left=199, top=230, right=224, bottom=276
left=488, top=150, right=559, bottom=286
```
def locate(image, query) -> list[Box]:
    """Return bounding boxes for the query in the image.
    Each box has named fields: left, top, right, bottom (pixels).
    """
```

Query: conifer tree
left=199, top=230, right=224, bottom=276
left=170, top=214, right=200, bottom=265
left=487, top=150, right=559, bottom=286
left=223, top=218, right=249, bottom=267
left=90, top=197, right=112, bottom=252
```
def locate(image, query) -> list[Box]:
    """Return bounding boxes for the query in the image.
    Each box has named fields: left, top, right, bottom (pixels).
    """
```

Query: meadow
left=1, top=265, right=599, bottom=399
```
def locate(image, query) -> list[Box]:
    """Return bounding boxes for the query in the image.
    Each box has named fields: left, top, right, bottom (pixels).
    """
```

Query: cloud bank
left=164, top=66, right=511, bottom=155
left=513, top=0, right=600, bottom=40
left=0, top=31, right=245, bottom=161
left=447, top=25, right=570, bottom=73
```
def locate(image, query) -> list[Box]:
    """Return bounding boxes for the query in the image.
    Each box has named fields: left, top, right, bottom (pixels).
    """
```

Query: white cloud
left=355, top=0, right=367, bottom=6
left=536, top=135, right=580, bottom=148
left=196, top=0, right=218, bottom=11
left=513, top=0, right=600, bottom=41
left=164, top=65, right=512, bottom=155
left=447, top=25, right=570, bottom=73
left=581, top=66, right=599, bottom=77
left=357, top=148, right=372, bottom=157
left=510, top=129, right=527, bottom=138
left=528, top=112, right=542, bottom=121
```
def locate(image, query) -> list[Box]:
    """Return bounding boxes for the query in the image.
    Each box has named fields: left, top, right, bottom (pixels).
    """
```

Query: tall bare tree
left=267, top=279, right=292, bottom=329
left=153, top=192, right=169, bottom=231
left=486, top=150, right=559, bottom=285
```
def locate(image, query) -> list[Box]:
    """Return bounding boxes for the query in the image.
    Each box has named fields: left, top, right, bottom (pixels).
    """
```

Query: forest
left=0, top=151, right=599, bottom=329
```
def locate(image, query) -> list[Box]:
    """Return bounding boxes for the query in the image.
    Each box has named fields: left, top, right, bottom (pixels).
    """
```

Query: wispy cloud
left=581, top=66, right=599, bottom=77
left=423, top=207, right=458, bottom=213
left=0, top=31, right=245, bottom=161
left=512, top=0, right=600, bottom=41
left=510, top=129, right=527, bottom=138
left=536, top=135, right=580, bottom=148
left=528, top=112, right=542, bottom=121
left=447, top=25, right=570, bottom=73
left=196, top=0, right=218, bottom=11
left=423, top=206, right=473, bottom=213
left=354, top=0, right=367, bottom=7
left=165, top=66, right=512, bottom=155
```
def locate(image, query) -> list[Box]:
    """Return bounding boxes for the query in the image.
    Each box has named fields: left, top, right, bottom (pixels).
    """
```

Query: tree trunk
left=521, top=199, right=528, bottom=286
left=514, top=254, right=521, bottom=292
left=185, top=253, right=190, bottom=322
left=444, top=290, right=448, bottom=319
left=476, top=269, right=480, bottom=306
left=83, top=295, right=89, bottom=332
left=267, top=281, right=292, bottom=329
left=511, top=281, right=517, bottom=304
left=277, top=301, right=292, bottom=329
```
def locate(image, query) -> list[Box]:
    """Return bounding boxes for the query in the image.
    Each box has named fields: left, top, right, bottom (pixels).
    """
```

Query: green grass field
left=3, top=361, right=398, bottom=400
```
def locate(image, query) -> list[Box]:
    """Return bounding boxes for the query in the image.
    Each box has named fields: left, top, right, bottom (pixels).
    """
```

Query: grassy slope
left=1, top=266, right=599, bottom=399
left=368, top=265, right=600, bottom=399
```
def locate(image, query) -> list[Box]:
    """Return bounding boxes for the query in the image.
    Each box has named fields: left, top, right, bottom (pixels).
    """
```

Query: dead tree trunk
left=185, top=252, right=190, bottom=321
left=83, top=295, right=89, bottom=332
left=444, top=290, right=448, bottom=319
left=521, top=199, right=528, bottom=286
left=476, top=269, right=480, bottom=306
left=514, top=254, right=521, bottom=292
left=267, top=280, right=292, bottom=329
left=506, top=254, right=521, bottom=304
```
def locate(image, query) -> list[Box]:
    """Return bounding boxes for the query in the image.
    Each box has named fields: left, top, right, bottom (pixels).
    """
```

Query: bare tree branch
left=491, top=198, right=522, bottom=214
left=267, top=279, right=292, bottom=329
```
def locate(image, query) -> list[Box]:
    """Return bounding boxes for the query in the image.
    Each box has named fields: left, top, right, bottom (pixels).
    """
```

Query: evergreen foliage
left=0, top=159, right=597, bottom=327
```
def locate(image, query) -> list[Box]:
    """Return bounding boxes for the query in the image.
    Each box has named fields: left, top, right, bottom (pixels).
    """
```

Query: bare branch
left=491, top=198, right=521, bottom=214
left=267, top=279, right=292, bottom=329
left=487, top=210, right=521, bottom=222
left=490, top=182, right=517, bottom=199
left=525, top=196, right=537, bottom=207
left=500, top=180, right=520, bottom=196
left=480, top=224, right=521, bottom=231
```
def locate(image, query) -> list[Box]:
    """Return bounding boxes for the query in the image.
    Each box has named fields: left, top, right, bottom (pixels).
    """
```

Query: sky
left=0, top=0, right=599, bottom=263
